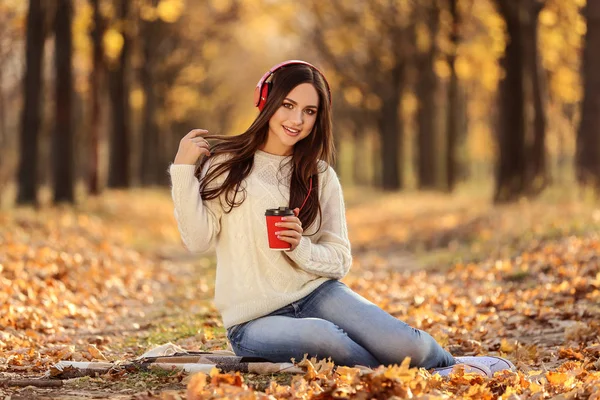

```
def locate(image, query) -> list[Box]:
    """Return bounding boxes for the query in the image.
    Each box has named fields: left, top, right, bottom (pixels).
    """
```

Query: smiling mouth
left=283, top=126, right=301, bottom=136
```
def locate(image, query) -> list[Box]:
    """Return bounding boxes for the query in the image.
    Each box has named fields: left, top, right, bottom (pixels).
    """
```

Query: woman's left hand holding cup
left=275, top=208, right=303, bottom=251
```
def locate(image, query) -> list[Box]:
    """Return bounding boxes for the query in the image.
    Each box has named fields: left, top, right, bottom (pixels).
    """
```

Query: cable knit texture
left=169, top=150, right=352, bottom=328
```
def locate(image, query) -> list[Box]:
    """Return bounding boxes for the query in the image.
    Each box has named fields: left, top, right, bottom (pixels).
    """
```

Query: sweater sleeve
left=169, top=161, right=223, bottom=254
left=285, top=166, right=352, bottom=279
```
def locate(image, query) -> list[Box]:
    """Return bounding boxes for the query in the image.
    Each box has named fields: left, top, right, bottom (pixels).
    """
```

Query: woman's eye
left=305, top=109, right=316, bottom=115
left=283, top=103, right=293, bottom=109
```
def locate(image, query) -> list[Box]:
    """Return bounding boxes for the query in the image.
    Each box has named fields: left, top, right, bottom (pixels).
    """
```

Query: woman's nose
left=290, top=109, right=303, bottom=124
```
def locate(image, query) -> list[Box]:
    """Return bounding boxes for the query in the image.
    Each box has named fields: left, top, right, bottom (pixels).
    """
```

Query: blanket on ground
left=48, top=343, right=306, bottom=379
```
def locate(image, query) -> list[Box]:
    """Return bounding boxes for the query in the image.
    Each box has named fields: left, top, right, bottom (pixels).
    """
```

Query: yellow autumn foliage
left=157, top=0, right=184, bottom=23
left=343, top=87, right=363, bottom=107
left=130, top=88, right=145, bottom=110
left=103, top=28, right=124, bottom=62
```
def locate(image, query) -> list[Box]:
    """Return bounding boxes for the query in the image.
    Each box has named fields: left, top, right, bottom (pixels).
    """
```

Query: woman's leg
left=227, top=315, right=380, bottom=367
left=298, top=280, right=455, bottom=369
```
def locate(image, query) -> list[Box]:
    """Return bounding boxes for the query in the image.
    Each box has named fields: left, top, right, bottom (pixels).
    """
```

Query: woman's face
left=262, top=83, right=319, bottom=156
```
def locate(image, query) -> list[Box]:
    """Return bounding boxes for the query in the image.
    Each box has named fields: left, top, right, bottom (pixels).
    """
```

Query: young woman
left=169, top=60, right=514, bottom=377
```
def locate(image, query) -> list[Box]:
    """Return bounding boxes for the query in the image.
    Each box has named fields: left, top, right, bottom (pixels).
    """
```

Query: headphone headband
left=253, top=60, right=332, bottom=112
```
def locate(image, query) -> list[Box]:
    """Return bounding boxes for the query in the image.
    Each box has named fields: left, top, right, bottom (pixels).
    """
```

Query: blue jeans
left=226, top=280, right=455, bottom=369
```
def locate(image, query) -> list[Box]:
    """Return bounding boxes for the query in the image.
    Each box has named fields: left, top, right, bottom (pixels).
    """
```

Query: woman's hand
left=174, top=129, right=211, bottom=165
left=276, top=208, right=303, bottom=251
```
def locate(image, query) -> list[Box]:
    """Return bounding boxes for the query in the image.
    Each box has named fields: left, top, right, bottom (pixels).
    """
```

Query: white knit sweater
left=169, top=150, right=352, bottom=328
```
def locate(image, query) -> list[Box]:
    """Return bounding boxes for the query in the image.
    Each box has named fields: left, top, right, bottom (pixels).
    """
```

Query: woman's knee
left=306, top=320, right=380, bottom=366
left=301, top=319, right=350, bottom=354
left=369, top=327, right=436, bottom=367
left=275, top=319, right=371, bottom=366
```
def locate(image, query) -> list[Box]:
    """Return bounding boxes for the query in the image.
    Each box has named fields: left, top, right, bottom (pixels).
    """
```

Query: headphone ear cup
left=253, top=85, right=261, bottom=108
left=258, top=81, right=271, bottom=111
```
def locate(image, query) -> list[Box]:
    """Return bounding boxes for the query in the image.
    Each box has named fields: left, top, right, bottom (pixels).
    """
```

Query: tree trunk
left=416, top=4, right=440, bottom=190
left=88, top=0, right=105, bottom=195
left=524, top=2, right=548, bottom=194
left=446, top=0, right=460, bottom=192
left=140, top=16, right=160, bottom=186
left=52, top=0, right=74, bottom=203
left=157, top=116, right=172, bottom=185
left=352, top=118, right=368, bottom=186
left=108, top=0, right=131, bottom=188
left=0, top=67, right=5, bottom=149
left=139, top=68, right=159, bottom=185
left=378, top=107, right=401, bottom=190
left=493, top=0, right=546, bottom=202
left=576, top=0, right=600, bottom=187
left=494, top=1, right=526, bottom=202
left=377, top=64, right=404, bottom=190
left=17, top=0, right=45, bottom=205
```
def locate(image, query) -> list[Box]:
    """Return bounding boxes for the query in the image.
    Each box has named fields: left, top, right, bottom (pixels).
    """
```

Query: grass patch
left=415, top=246, right=474, bottom=271
left=503, top=270, right=531, bottom=282
left=118, top=313, right=227, bottom=357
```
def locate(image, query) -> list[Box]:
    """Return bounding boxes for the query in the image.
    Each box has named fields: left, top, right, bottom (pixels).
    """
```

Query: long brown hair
left=195, top=63, right=335, bottom=231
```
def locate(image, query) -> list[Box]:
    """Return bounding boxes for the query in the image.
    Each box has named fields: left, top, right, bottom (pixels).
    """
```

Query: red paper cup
left=265, top=207, right=295, bottom=250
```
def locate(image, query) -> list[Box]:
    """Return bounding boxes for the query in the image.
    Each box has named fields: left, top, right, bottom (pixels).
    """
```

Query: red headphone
left=253, top=60, right=332, bottom=112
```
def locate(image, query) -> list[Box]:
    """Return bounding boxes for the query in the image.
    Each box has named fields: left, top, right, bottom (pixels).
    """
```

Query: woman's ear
left=293, top=207, right=300, bottom=217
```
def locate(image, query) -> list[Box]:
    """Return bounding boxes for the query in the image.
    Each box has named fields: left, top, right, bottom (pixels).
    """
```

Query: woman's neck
left=255, top=149, right=292, bottom=161
left=258, top=142, right=293, bottom=156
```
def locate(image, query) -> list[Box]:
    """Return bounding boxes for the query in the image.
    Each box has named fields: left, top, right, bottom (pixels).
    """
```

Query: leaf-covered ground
left=1, top=188, right=599, bottom=399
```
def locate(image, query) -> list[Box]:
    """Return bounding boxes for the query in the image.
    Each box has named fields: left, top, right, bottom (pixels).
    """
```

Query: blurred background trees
left=577, top=0, right=600, bottom=188
left=0, top=0, right=595, bottom=207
